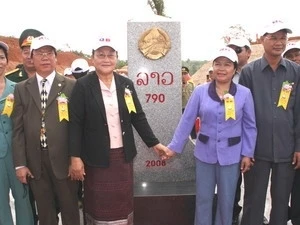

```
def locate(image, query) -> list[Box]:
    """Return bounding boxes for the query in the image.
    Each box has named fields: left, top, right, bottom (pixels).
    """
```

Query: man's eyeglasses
left=33, top=51, right=55, bottom=58
left=95, top=53, right=116, bottom=60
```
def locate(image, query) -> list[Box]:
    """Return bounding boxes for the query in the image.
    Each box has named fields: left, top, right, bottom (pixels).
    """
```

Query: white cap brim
left=283, top=42, right=300, bottom=57
left=212, top=47, right=238, bottom=63
left=30, top=36, right=56, bottom=53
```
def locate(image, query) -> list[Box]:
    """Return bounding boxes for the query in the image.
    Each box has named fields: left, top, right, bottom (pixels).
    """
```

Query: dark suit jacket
left=68, top=72, right=159, bottom=167
left=12, top=73, right=75, bottom=179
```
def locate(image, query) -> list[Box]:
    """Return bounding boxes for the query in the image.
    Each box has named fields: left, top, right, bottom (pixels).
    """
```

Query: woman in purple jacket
left=166, top=47, right=257, bottom=225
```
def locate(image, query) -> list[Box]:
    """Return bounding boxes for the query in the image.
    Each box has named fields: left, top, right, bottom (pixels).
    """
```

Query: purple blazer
left=168, top=81, right=257, bottom=166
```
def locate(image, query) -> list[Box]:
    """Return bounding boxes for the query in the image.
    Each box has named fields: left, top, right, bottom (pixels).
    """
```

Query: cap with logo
left=212, top=47, right=238, bottom=63
left=261, top=20, right=292, bottom=36
left=282, top=42, right=300, bottom=57
left=181, top=66, right=189, bottom=74
left=30, top=36, right=56, bottom=54
left=93, top=37, right=118, bottom=51
left=19, top=29, right=43, bottom=48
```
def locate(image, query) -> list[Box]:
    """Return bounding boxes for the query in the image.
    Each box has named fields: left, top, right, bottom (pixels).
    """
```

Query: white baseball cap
left=227, top=37, right=251, bottom=49
left=71, top=58, right=90, bottom=74
left=63, top=67, right=72, bottom=76
left=261, top=20, right=292, bottom=36
left=93, top=36, right=118, bottom=51
left=283, top=42, right=300, bottom=57
left=212, top=47, right=238, bottom=63
left=30, top=35, right=56, bottom=53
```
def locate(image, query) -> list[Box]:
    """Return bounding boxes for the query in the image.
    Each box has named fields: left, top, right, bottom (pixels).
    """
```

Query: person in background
left=165, top=47, right=257, bottom=225
left=0, top=41, right=34, bottom=225
left=70, top=58, right=90, bottom=212
left=63, top=67, right=74, bottom=79
left=227, top=37, right=255, bottom=225
left=71, top=58, right=90, bottom=80
left=227, top=37, right=252, bottom=83
left=282, top=41, right=300, bottom=225
left=182, top=66, right=194, bottom=112
left=12, top=36, right=80, bottom=225
left=206, top=67, right=214, bottom=82
left=5, top=28, right=43, bottom=225
left=182, top=66, right=197, bottom=139
left=239, top=20, right=300, bottom=225
left=6, top=29, right=43, bottom=82
left=283, top=41, right=300, bottom=64
left=68, top=36, right=168, bottom=225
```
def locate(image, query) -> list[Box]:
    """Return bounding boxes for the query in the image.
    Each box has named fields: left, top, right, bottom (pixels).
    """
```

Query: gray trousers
left=241, top=159, right=295, bottom=225
left=194, top=159, right=240, bottom=225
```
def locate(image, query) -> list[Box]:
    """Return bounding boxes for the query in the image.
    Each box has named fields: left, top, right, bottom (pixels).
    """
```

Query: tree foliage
left=147, top=0, right=166, bottom=16
left=116, top=60, right=128, bottom=69
left=182, top=60, right=208, bottom=75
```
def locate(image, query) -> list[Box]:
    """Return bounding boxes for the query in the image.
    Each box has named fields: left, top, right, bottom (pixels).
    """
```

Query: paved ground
left=10, top=178, right=293, bottom=225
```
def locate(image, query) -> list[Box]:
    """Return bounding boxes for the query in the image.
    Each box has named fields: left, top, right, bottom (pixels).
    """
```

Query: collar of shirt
left=208, top=80, right=237, bottom=103
left=260, top=56, right=287, bottom=72
left=36, top=71, right=56, bottom=95
left=99, top=76, right=116, bottom=93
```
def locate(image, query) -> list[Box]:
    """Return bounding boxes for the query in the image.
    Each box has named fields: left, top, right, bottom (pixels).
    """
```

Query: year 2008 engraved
left=146, top=160, right=166, bottom=167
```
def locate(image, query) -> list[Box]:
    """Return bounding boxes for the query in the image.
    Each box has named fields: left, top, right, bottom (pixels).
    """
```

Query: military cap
left=181, top=66, right=189, bottom=74
left=19, top=29, right=43, bottom=48
left=5, top=64, right=27, bottom=83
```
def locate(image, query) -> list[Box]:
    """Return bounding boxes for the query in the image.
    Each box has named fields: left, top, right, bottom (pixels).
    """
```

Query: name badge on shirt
left=124, top=88, right=136, bottom=113
left=57, top=93, right=69, bottom=121
left=2, top=94, right=14, bottom=117
left=277, top=81, right=293, bottom=110
left=224, top=93, right=236, bottom=120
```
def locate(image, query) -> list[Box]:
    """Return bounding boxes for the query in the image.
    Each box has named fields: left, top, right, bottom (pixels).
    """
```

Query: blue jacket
left=0, top=78, right=15, bottom=158
left=168, top=81, right=257, bottom=166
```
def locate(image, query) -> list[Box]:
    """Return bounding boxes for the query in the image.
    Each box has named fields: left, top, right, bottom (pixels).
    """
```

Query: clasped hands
left=153, top=143, right=175, bottom=160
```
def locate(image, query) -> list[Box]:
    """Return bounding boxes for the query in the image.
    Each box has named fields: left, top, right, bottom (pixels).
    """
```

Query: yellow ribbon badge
left=224, top=94, right=236, bottom=120
left=57, top=93, right=69, bottom=121
left=125, top=88, right=136, bottom=113
left=277, top=81, right=293, bottom=110
left=2, top=94, right=14, bottom=117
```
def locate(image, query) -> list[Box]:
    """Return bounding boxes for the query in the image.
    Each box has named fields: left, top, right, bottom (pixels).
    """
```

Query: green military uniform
left=7, top=28, right=44, bottom=225
left=5, top=64, right=29, bottom=83
left=182, top=79, right=195, bottom=109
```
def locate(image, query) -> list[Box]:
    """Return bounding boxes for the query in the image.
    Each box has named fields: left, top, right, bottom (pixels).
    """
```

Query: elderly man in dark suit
left=11, top=35, right=80, bottom=225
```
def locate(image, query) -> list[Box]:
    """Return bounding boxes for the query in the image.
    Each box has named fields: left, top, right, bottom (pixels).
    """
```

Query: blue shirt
left=168, top=81, right=257, bottom=166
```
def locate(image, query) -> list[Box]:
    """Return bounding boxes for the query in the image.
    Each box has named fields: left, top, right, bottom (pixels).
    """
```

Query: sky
left=2, top=0, right=300, bottom=61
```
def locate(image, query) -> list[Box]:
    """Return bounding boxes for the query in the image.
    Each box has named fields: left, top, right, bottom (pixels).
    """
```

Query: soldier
left=5, top=29, right=43, bottom=82
left=6, top=29, right=43, bottom=225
